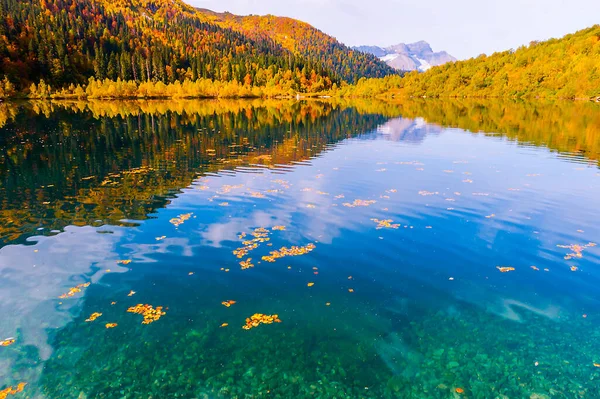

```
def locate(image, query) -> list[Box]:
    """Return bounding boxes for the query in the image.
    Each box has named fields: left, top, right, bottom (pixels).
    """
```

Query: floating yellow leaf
left=127, top=290, right=136, bottom=297
left=221, top=300, right=236, bottom=307
left=105, top=323, right=118, bottom=328
left=0, top=338, right=15, bottom=347
left=117, top=259, right=132, bottom=265
left=170, top=213, right=193, bottom=227
left=85, top=312, right=102, bottom=322
left=497, top=266, right=515, bottom=273
left=220, top=323, right=229, bottom=328
left=570, top=266, right=578, bottom=271
left=307, top=282, right=315, bottom=287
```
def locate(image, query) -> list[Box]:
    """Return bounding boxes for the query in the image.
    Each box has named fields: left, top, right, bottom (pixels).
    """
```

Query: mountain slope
left=345, top=25, right=600, bottom=99
left=394, top=26, right=600, bottom=98
left=354, top=41, right=456, bottom=71
left=199, top=10, right=397, bottom=83
left=0, top=0, right=344, bottom=93
left=0, top=0, right=396, bottom=93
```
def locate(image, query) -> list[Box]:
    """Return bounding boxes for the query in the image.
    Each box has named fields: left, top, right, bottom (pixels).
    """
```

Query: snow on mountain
left=353, top=41, right=456, bottom=72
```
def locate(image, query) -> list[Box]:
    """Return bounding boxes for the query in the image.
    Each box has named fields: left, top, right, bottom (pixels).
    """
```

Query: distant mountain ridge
left=354, top=41, right=456, bottom=72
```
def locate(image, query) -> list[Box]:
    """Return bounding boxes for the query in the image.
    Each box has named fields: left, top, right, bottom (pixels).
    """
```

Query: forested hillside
left=342, top=25, right=600, bottom=99
left=0, top=0, right=395, bottom=96
left=200, top=10, right=395, bottom=83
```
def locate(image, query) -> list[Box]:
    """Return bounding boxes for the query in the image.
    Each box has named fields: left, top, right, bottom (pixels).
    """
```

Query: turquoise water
left=0, top=100, right=599, bottom=398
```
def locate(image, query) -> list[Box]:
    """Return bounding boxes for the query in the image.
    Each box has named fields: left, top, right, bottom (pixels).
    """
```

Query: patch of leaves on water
left=557, top=242, right=596, bottom=260
left=59, top=282, right=90, bottom=299
left=343, top=199, right=376, bottom=207
left=242, top=313, right=281, bottom=330
left=169, top=213, right=192, bottom=227
left=371, top=219, right=400, bottom=229
left=127, top=304, right=166, bottom=324
left=261, top=243, right=316, bottom=263
left=0, top=382, right=26, bottom=399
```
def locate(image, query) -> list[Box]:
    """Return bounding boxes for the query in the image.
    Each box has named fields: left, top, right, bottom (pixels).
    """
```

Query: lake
left=0, top=99, right=599, bottom=399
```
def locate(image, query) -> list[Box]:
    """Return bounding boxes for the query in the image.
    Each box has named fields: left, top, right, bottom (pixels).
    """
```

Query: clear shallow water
left=0, top=99, right=599, bottom=398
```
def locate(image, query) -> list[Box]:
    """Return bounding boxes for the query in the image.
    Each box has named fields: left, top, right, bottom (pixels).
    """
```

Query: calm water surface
left=0, top=99, right=599, bottom=399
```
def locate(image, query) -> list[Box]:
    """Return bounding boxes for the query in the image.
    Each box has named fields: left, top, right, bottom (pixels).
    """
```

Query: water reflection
left=0, top=99, right=599, bottom=398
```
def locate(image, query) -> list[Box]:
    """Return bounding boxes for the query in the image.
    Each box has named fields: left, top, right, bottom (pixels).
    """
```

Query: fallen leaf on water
left=0, top=338, right=15, bottom=347
left=221, top=300, right=236, bottom=307
left=117, top=260, right=132, bottom=265
left=188, top=272, right=194, bottom=275
left=455, top=387, right=464, bottom=394
left=570, top=266, right=578, bottom=272
left=497, top=266, right=515, bottom=273
left=220, top=323, right=229, bottom=328
left=531, top=266, right=539, bottom=271
left=170, top=213, right=193, bottom=227
left=127, top=290, right=136, bottom=297
left=326, top=303, right=331, bottom=306
left=85, top=312, right=102, bottom=322
left=155, top=236, right=166, bottom=241
left=272, top=225, right=286, bottom=231
left=348, top=288, right=354, bottom=292
left=307, top=282, right=315, bottom=287
left=105, top=323, right=118, bottom=329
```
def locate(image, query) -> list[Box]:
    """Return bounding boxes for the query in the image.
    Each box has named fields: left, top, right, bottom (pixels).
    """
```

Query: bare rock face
left=353, top=41, right=456, bottom=72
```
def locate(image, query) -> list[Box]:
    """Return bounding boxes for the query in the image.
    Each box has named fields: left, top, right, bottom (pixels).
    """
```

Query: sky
left=188, top=0, right=600, bottom=60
